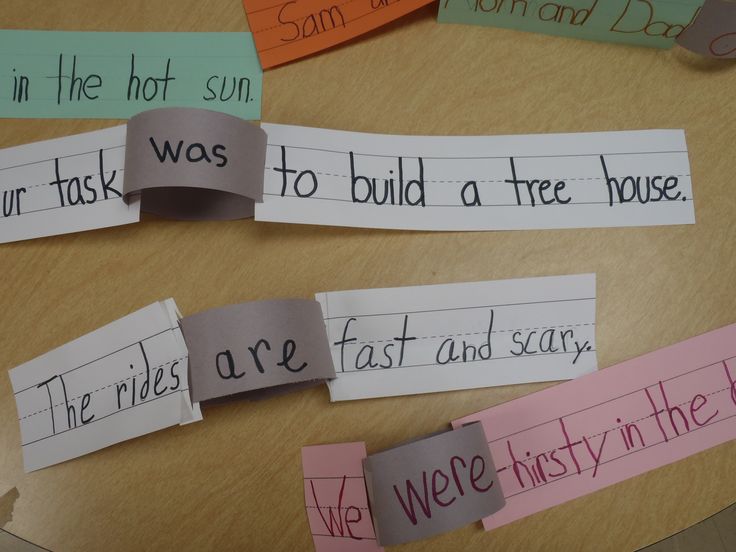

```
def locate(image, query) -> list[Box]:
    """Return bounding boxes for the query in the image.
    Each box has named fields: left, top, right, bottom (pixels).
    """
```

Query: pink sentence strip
left=302, top=443, right=384, bottom=552
left=453, top=323, right=736, bottom=531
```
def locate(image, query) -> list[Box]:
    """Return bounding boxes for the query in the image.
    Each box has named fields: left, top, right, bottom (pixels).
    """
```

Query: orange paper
left=244, top=0, right=434, bottom=68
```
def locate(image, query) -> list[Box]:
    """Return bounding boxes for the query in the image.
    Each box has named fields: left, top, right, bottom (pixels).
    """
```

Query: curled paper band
left=363, top=423, right=505, bottom=546
left=123, top=107, right=267, bottom=220
left=180, top=299, right=336, bottom=403
left=676, top=0, right=736, bottom=58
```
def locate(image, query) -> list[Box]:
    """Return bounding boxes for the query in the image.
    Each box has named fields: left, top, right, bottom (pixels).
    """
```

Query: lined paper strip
left=302, top=442, right=383, bottom=551
left=316, top=274, right=597, bottom=401
left=244, top=0, right=435, bottom=68
left=0, top=31, right=262, bottom=119
left=437, top=0, right=703, bottom=50
left=9, top=299, right=202, bottom=472
left=452, top=323, right=736, bottom=530
left=0, top=125, right=139, bottom=244
left=255, top=124, right=695, bottom=230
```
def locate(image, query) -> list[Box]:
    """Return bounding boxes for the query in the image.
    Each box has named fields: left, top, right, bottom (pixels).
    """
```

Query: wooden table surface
left=1, top=1, right=735, bottom=550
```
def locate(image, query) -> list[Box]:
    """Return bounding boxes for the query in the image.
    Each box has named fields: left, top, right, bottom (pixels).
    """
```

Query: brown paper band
left=363, top=423, right=505, bottom=546
left=180, top=299, right=336, bottom=403
left=123, top=107, right=266, bottom=220
left=676, top=0, right=736, bottom=59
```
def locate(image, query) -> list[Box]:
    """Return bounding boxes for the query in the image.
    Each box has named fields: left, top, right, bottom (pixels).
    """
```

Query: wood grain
left=1, top=1, right=734, bottom=550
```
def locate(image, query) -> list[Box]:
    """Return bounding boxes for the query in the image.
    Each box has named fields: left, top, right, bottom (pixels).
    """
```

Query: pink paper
left=453, top=323, right=736, bottom=530
left=301, top=443, right=383, bottom=552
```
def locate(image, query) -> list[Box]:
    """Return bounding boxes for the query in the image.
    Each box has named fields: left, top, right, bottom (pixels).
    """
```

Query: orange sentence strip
left=244, top=0, right=434, bottom=68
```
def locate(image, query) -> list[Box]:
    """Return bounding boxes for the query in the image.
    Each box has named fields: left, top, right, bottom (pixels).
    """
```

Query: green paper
left=438, top=0, right=704, bottom=49
left=0, top=31, right=262, bottom=119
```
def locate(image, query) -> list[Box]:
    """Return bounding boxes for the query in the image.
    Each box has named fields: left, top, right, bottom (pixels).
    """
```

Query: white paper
left=256, top=124, right=694, bottom=230
left=9, top=299, right=201, bottom=472
left=316, top=274, right=597, bottom=401
left=0, top=125, right=139, bottom=244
